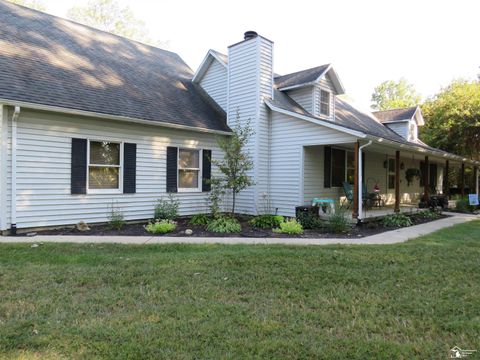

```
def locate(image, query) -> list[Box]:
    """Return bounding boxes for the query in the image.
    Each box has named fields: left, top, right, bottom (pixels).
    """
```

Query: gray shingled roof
left=0, top=1, right=229, bottom=132
left=269, top=94, right=460, bottom=157
left=274, top=64, right=330, bottom=89
left=373, top=107, right=417, bottom=123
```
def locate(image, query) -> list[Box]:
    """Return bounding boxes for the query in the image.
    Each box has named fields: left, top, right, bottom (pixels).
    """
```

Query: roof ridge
left=2, top=0, right=177, bottom=56
left=372, top=106, right=418, bottom=113
left=274, top=63, right=331, bottom=79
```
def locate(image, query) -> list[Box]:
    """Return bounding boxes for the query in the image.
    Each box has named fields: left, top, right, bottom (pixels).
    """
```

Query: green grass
left=1, top=221, right=480, bottom=359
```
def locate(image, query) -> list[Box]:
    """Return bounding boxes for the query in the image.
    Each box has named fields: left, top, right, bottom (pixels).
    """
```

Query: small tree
left=213, top=116, right=254, bottom=216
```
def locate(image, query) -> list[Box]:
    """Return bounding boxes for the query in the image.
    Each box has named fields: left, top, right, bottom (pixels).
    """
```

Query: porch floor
left=362, top=204, right=420, bottom=220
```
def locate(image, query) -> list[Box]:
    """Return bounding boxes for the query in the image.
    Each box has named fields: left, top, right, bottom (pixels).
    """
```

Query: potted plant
left=405, top=168, right=421, bottom=186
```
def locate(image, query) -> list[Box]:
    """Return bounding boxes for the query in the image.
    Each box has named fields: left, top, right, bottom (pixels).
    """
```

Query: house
left=0, top=2, right=478, bottom=234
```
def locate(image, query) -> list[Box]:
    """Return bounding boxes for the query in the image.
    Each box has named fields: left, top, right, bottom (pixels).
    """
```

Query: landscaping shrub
left=206, top=217, right=241, bottom=233
left=327, top=206, right=350, bottom=233
left=455, top=197, right=473, bottom=213
left=296, top=211, right=323, bottom=229
left=189, top=213, right=211, bottom=226
left=250, top=214, right=284, bottom=229
left=107, top=203, right=125, bottom=230
left=145, top=220, right=177, bottom=234
left=382, top=213, right=412, bottom=228
left=417, top=209, right=441, bottom=220
left=154, top=194, right=179, bottom=220
left=273, top=219, right=303, bottom=235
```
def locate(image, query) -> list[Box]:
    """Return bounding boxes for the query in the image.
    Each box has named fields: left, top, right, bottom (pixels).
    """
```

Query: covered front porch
left=302, top=140, right=479, bottom=221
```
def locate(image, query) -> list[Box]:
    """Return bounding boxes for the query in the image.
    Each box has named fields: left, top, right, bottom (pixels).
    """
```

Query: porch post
left=423, top=156, right=429, bottom=201
left=352, top=141, right=359, bottom=219
left=394, top=150, right=400, bottom=213
left=460, top=163, right=465, bottom=197
left=444, top=160, right=450, bottom=198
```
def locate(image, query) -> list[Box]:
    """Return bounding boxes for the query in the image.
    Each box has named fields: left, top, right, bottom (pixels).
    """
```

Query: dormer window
left=408, top=122, right=417, bottom=141
left=320, top=90, right=330, bottom=117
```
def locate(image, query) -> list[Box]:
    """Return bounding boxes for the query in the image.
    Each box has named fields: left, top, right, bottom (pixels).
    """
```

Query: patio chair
left=342, top=182, right=370, bottom=208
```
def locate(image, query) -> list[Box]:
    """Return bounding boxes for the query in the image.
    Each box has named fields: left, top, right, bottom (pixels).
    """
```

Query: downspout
left=10, top=106, right=20, bottom=235
left=358, top=140, right=372, bottom=221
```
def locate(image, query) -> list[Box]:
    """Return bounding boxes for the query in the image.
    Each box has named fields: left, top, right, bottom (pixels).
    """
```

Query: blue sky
left=41, top=0, right=480, bottom=109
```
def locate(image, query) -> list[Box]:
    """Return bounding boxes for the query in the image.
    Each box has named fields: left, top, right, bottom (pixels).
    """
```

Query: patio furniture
left=342, top=182, right=370, bottom=208
left=312, top=198, right=335, bottom=214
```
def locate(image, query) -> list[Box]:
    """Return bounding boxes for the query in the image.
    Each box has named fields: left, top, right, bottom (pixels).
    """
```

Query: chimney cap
left=244, top=31, right=258, bottom=40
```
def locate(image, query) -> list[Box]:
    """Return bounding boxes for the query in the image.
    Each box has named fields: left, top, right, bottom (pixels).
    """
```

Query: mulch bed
left=34, top=213, right=451, bottom=239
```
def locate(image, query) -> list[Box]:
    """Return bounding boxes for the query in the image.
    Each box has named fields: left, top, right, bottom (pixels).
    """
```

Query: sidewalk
left=1, top=212, right=478, bottom=246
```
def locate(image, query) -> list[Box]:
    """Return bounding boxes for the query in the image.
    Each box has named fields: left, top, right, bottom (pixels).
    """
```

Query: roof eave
left=192, top=49, right=227, bottom=83
left=0, top=98, right=232, bottom=136
left=364, top=134, right=479, bottom=165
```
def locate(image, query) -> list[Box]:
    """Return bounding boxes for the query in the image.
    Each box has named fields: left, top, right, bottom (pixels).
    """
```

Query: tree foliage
left=67, top=0, right=153, bottom=44
left=371, top=78, right=421, bottom=110
left=7, top=0, right=46, bottom=11
left=212, top=115, right=254, bottom=215
left=421, top=80, right=480, bottom=160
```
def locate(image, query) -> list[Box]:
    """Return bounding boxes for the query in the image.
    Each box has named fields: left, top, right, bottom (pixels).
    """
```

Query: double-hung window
left=320, top=90, right=330, bottom=117
left=88, top=140, right=122, bottom=192
left=178, top=149, right=201, bottom=191
left=330, top=148, right=354, bottom=187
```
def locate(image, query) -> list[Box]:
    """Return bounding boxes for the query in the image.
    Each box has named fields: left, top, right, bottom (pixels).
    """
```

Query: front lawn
left=1, top=221, right=479, bottom=359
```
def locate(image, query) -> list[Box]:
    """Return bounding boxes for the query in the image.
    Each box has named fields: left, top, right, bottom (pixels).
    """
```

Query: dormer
left=373, top=106, right=424, bottom=142
left=274, top=64, right=345, bottom=121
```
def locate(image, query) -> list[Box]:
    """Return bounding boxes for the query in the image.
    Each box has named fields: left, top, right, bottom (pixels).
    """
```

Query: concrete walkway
left=1, top=212, right=478, bottom=246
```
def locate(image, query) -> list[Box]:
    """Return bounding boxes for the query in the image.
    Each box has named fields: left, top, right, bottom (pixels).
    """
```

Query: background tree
left=7, top=0, right=46, bottom=11
left=371, top=78, right=421, bottom=110
left=421, top=79, right=480, bottom=160
left=67, top=0, right=154, bottom=44
left=212, top=116, right=254, bottom=216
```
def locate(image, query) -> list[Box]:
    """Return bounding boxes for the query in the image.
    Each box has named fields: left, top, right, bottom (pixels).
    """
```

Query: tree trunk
left=232, top=192, right=236, bottom=217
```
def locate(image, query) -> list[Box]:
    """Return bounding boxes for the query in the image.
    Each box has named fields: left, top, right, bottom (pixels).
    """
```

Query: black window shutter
left=123, top=143, right=136, bottom=193
left=166, top=147, right=178, bottom=192
left=202, top=150, right=212, bottom=192
left=71, top=138, right=87, bottom=194
left=324, top=146, right=331, bottom=188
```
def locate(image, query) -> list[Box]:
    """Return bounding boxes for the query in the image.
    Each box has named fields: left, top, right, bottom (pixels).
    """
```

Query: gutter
left=10, top=106, right=20, bottom=235
left=0, top=99, right=232, bottom=136
left=358, top=140, right=372, bottom=221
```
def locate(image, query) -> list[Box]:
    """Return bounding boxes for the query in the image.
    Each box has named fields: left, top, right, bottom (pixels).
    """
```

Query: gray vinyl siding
left=227, top=36, right=273, bottom=214
left=4, top=109, right=224, bottom=230
left=385, top=122, right=409, bottom=140
left=270, top=111, right=357, bottom=217
left=313, top=74, right=336, bottom=121
left=199, top=59, right=227, bottom=110
left=303, top=146, right=343, bottom=204
left=286, top=87, right=314, bottom=113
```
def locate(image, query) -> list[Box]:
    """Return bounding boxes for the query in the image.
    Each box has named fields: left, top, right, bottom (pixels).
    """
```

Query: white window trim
left=177, top=148, right=203, bottom=193
left=87, top=139, right=124, bottom=194
left=320, top=89, right=331, bottom=117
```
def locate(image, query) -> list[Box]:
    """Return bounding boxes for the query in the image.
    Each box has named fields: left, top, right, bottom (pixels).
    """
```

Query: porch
left=302, top=141, right=479, bottom=221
